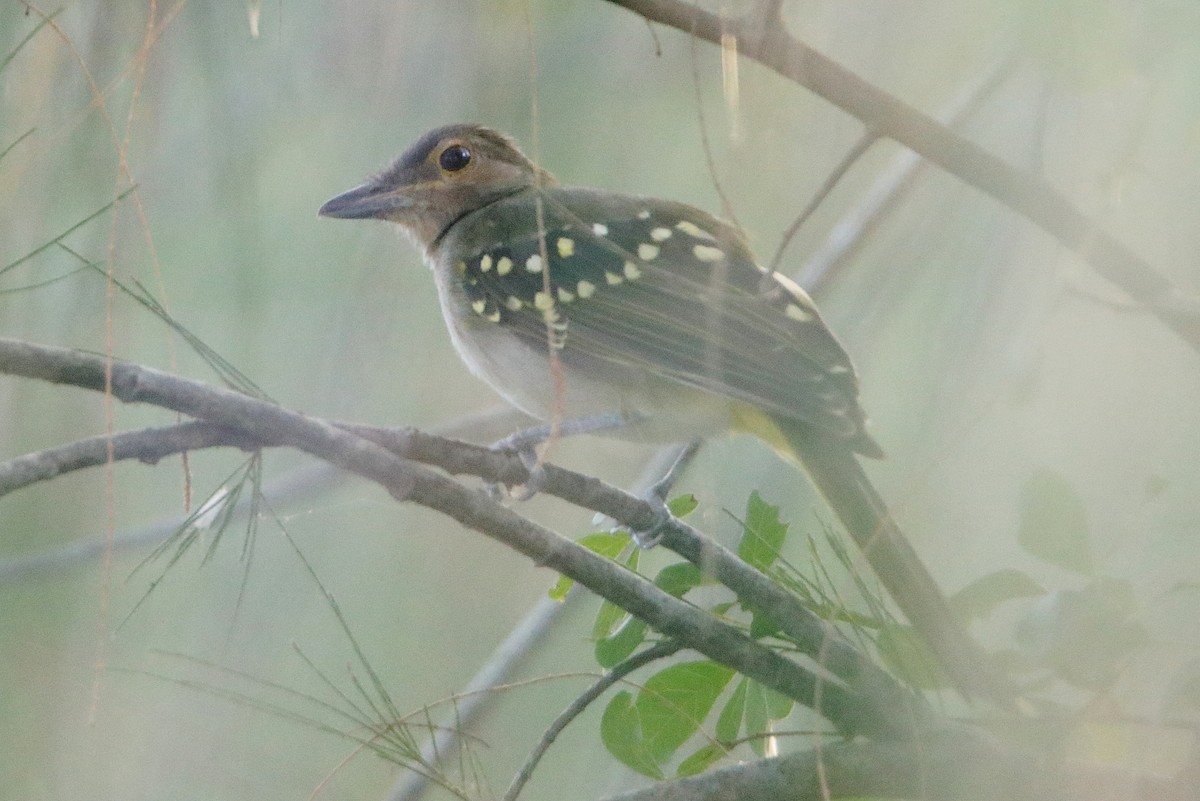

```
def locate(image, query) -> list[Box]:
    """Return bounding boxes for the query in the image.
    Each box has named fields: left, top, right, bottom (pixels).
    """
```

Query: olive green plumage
left=320, top=123, right=1011, bottom=703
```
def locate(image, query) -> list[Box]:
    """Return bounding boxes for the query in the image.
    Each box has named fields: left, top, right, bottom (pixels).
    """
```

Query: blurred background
left=2, top=1, right=1200, bottom=799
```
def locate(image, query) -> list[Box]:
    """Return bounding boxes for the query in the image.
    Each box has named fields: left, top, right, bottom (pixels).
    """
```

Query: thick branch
left=602, top=731, right=1192, bottom=801
left=337, top=424, right=923, bottom=715
left=603, top=0, right=1200, bottom=352
left=603, top=732, right=1059, bottom=801
left=0, top=338, right=912, bottom=738
left=0, top=409, right=922, bottom=727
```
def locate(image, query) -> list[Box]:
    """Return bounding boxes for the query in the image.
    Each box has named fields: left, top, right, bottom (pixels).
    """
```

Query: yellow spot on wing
left=557, top=286, right=575, bottom=303
left=557, top=237, right=575, bottom=258
left=650, top=227, right=672, bottom=241
left=771, top=271, right=816, bottom=306
left=606, top=271, right=624, bottom=285
left=471, top=299, right=487, bottom=315
left=692, top=244, right=724, bottom=262
left=497, top=256, right=513, bottom=275
left=592, top=223, right=609, bottom=236
left=637, top=209, right=651, bottom=220
left=505, top=296, right=523, bottom=311
left=534, top=291, right=554, bottom=310
left=576, top=280, right=596, bottom=298
left=623, top=261, right=642, bottom=280
left=480, top=254, right=493, bottom=272
left=675, top=220, right=715, bottom=240
left=637, top=243, right=659, bottom=261
left=526, top=254, right=543, bottom=272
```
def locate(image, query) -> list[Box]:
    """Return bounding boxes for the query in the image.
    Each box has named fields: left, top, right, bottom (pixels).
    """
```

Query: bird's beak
left=318, top=182, right=414, bottom=220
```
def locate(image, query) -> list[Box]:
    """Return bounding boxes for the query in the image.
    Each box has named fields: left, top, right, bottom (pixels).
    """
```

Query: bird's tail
left=781, top=421, right=1015, bottom=704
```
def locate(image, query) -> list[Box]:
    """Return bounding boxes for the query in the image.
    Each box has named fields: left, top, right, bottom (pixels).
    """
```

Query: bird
left=318, top=123, right=1010, bottom=702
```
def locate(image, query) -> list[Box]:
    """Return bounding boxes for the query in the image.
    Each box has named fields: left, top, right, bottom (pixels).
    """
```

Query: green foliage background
left=3, top=1, right=1200, bottom=799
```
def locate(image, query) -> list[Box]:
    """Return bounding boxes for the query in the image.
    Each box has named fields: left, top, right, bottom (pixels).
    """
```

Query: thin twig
left=769, top=131, right=877, bottom=274
left=601, top=0, right=1200, bottom=353
left=503, top=640, right=684, bottom=801
left=796, top=53, right=1015, bottom=290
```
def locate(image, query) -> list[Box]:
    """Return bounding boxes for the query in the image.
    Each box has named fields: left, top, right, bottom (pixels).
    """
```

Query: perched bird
left=319, top=123, right=1008, bottom=701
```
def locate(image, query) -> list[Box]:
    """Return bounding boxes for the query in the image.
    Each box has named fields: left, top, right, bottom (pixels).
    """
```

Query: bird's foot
left=484, top=439, right=546, bottom=502
left=629, top=493, right=672, bottom=549
left=487, top=413, right=636, bottom=500
left=624, top=440, right=704, bottom=548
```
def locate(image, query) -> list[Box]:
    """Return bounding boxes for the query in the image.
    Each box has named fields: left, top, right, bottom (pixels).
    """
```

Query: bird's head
left=318, top=124, right=556, bottom=248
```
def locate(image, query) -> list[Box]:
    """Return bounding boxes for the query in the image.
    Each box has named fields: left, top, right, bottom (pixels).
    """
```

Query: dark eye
left=439, top=144, right=472, bottom=172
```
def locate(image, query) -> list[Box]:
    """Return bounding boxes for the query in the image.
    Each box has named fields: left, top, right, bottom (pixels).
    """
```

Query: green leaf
left=736, top=492, right=788, bottom=572
left=676, top=743, right=726, bottom=777
left=760, top=683, right=793, bottom=720
left=548, top=574, right=573, bottom=601
left=742, top=680, right=792, bottom=757
left=1018, top=469, right=1093, bottom=575
left=637, top=661, right=734, bottom=762
left=580, top=531, right=631, bottom=558
left=737, top=491, right=789, bottom=572
left=625, top=544, right=641, bottom=572
left=876, top=624, right=949, bottom=690
left=668, top=493, right=700, bottom=517
left=743, top=680, right=770, bottom=757
left=715, top=678, right=747, bottom=742
left=654, top=562, right=704, bottom=598
left=550, top=532, right=630, bottom=600
left=709, top=601, right=735, bottom=616
left=950, top=569, right=1046, bottom=622
left=747, top=608, right=781, bottom=640
left=595, top=616, right=648, bottom=667
left=592, top=600, right=628, bottom=641
left=601, top=691, right=663, bottom=779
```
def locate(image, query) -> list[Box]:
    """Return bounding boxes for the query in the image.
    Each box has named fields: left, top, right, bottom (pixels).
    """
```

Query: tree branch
left=0, top=337, right=913, bottom=738
left=0, top=421, right=256, bottom=498
left=600, top=730, right=1191, bottom=801
left=602, top=0, right=1200, bottom=353
left=504, top=640, right=685, bottom=801
left=0, top=355, right=925, bottom=722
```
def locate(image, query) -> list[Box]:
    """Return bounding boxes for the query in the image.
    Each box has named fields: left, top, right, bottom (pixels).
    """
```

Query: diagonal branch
left=0, top=337, right=919, bottom=739
left=599, top=729, right=1191, bottom=801
left=602, top=0, right=1200, bottom=353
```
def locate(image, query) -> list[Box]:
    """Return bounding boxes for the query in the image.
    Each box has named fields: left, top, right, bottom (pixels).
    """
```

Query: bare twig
left=796, top=54, right=1014, bottom=289
left=0, top=408, right=528, bottom=582
left=0, top=421, right=252, bottom=499
left=604, top=0, right=1200, bottom=352
left=769, top=131, right=877, bottom=275
left=503, top=640, right=684, bottom=801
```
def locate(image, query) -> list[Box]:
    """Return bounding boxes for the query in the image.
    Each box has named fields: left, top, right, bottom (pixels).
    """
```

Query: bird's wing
left=450, top=193, right=873, bottom=447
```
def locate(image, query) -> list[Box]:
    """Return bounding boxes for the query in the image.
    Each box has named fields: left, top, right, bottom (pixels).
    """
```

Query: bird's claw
left=629, top=493, right=673, bottom=549
left=509, top=446, right=547, bottom=501
left=486, top=429, right=549, bottom=500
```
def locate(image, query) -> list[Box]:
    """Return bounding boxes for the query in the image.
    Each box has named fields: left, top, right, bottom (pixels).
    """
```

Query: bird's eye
left=439, top=144, right=472, bottom=172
